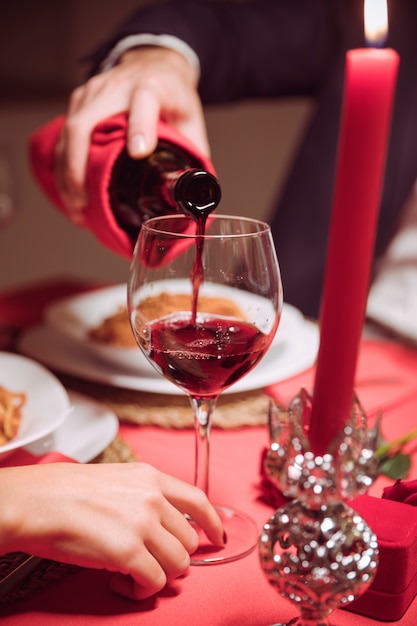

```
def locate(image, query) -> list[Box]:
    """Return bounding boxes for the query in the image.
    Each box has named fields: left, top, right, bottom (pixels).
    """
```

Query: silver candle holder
left=258, top=389, right=380, bottom=626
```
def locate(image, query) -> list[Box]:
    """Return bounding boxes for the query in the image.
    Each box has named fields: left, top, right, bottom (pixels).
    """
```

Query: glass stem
left=189, top=396, right=217, bottom=497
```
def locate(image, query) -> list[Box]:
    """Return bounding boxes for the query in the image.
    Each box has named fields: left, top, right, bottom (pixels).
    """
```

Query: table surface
left=1, top=278, right=417, bottom=626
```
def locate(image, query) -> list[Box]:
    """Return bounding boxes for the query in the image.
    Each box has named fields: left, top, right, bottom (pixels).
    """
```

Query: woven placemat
left=57, top=374, right=271, bottom=429
left=0, top=435, right=137, bottom=604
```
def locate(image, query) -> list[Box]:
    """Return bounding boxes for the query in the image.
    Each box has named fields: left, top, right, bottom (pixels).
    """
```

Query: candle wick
left=366, top=32, right=388, bottom=49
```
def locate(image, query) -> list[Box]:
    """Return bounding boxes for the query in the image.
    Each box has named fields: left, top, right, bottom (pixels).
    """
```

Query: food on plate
left=88, top=306, right=137, bottom=348
left=88, top=293, right=245, bottom=348
left=0, top=386, right=26, bottom=445
left=139, top=293, right=245, bottom=321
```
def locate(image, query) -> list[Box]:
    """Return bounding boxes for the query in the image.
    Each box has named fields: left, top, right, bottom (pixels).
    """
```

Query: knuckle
left=191, top=486, right=210, bottom=510
left=68, top=85, right=84, bottom=108
left=136, top=462, right=160, bottom=485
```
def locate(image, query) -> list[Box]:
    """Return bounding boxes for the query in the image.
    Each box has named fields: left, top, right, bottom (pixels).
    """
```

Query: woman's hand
left=55, top=46, right=209, bottom=224
left=0, top=462, right=224, bottom=600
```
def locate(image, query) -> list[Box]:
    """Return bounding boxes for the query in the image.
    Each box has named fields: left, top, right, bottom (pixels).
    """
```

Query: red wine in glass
left=144, top=314, right=272, bottom=396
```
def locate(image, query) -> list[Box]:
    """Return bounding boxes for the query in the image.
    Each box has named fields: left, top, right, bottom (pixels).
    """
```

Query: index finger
left=158, top=473, right=225, bottom=546
left=127, top=86, right=162, bottom=158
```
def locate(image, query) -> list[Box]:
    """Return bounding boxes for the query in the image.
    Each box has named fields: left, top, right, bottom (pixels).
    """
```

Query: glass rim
left=141, top=213, right=272, bottom=238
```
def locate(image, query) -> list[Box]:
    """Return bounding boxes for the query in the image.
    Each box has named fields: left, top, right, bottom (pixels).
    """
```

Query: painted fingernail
left=130, top=133, right=148, bottom=156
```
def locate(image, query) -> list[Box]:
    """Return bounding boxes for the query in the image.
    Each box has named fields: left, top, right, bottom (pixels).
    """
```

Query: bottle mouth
left=174, top=169, right=222, bottom=218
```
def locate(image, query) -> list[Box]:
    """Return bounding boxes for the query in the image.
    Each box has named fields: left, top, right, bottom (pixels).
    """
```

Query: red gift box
left=348, top=493, right=417, bottom=621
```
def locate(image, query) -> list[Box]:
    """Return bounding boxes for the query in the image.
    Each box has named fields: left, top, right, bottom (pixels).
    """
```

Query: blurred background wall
left=0, top=0, right=312, bottom=290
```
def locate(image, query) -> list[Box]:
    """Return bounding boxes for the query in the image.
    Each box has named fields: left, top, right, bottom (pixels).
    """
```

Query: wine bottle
left=109, top=140, right=221, bottom=240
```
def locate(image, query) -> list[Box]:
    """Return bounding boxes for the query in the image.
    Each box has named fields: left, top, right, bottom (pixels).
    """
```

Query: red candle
left=308, top=0, right=400, bottom=455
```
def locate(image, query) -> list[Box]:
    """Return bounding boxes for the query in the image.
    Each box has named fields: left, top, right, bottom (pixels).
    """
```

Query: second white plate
left=25, top=390, right=119, bottom=463
left=0, top=351, right=71, bottom=461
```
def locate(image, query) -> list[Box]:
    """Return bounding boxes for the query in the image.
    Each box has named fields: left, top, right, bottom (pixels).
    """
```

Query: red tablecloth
left=2, top=279, right=417, bottom=625
left=2, top=420, right=417, bottom=626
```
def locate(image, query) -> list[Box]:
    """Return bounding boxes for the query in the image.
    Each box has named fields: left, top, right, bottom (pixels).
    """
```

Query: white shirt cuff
left=98, top=33, right=200, bottom=80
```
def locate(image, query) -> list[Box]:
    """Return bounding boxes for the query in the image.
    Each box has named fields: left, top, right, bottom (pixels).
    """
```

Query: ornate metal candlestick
left=258, top=389, right=380, bottom=626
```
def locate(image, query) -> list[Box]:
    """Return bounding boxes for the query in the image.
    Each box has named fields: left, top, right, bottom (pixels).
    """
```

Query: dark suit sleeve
left=88, top=0, right=346, bottom=103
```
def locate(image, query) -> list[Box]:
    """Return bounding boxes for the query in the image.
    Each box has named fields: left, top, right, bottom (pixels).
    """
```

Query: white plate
left=45, top=285, right=154, bottom=375
left=25, top=390, right=119, bottom=463
left=0, top=352, right=71, bottom=461
left=18, top=315, right=319, bottom=395
left=44, top=284, right=302, bottom=375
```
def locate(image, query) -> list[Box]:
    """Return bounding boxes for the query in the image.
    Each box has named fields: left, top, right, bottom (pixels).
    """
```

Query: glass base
left=190, top=504, right=258, bottom=565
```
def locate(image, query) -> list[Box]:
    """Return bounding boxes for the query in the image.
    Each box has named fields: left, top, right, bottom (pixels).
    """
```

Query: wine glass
left=127, top=214, right=283, bottom=563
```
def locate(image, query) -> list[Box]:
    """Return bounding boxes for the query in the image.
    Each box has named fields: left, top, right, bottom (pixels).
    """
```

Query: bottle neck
left=162, top=168, right=222, bottom=219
